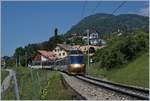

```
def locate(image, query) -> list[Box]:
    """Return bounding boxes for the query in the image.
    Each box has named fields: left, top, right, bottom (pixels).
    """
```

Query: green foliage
left=66, top=13, right=148, bottom=36
left=2, top=56, right=15, bottom=67
left=95, top=31, right=148, bottom=69
left=3, top=67, right=76, bottom=100
left=66, top=37, right=86, bottom=45
left=1, top=70, right=9, bottom=84
left=87, top=52, right=149, bottom=88
left=47, top=35, right=65, bottom=51
left=13, top=35, right=65, bottom=66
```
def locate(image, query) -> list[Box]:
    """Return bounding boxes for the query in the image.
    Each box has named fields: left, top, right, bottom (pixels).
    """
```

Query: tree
left=94, top=30, right=148, bottom=69
left=3, top=56, right=16, bottom=67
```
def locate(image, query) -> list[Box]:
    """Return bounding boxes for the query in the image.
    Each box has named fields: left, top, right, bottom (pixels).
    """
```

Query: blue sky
left=1, top=1, right=149, bottom=56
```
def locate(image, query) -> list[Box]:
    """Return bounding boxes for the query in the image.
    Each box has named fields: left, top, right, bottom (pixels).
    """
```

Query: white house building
left=52, top=44, right=71, bottom=59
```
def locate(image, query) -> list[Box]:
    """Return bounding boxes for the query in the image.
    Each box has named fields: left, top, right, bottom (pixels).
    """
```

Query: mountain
left=66, top=13, right=149, bottom=35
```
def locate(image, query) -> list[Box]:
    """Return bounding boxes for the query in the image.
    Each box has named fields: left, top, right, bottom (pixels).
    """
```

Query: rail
left=76, top=75, right=149, bottom=100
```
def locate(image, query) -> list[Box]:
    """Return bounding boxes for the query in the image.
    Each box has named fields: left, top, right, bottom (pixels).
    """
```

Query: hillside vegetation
left=1, top=70, right=9, bottom=84
left=87, top=29, right=149, bottom=88
left=94, top=30, right=148, bottom=69
left=87, top=52, right=149, bottom=88
left=66, top=13, right=148, bottom=35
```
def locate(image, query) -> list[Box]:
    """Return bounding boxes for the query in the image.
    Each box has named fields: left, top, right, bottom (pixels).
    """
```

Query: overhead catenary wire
left=111, top=1, right=127, bottom=15
left=91, top=1, right=101, bottom=14
left=81, top=0, right=87, bottom=19
left=79, top=1, right=127, bottom=34
left=90, top=1, right=127, bottom=34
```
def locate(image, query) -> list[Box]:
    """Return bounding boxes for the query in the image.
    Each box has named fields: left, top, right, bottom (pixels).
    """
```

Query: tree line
left=3, top=35, right=65, bottom=67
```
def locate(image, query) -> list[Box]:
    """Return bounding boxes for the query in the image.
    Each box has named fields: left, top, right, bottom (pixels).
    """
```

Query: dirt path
left=1, top=69, right=20, bottom=100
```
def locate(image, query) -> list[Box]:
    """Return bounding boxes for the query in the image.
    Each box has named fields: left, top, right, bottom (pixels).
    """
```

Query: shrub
left=94, top=31, right=148, bottom=69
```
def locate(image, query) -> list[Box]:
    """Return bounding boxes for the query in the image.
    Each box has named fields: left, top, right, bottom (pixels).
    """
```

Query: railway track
left=60, top=73, right=87, bottom=100
left=75, top=75, right=149, bottom=100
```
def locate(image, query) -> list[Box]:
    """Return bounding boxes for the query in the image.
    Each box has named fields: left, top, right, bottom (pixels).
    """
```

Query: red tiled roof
left=32, top=54, right=41, bottom=61
left=38, top=50, right=56, bottom=60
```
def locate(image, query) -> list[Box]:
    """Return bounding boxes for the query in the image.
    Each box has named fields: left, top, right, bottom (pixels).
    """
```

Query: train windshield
left=69, top=55, right=84, bottom=64
left=69, top=50, right=83, bottom=55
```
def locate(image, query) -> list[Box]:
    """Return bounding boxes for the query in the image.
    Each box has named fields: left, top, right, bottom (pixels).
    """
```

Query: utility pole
left=4, top=58, right=6, bottom=68
left=25, top=52, right=27, bottom=67
left=16, top=57, right=17, bottom=67
left=86, top=29, right=90, bottom=69
left=18, top=55, right=20, bottom=67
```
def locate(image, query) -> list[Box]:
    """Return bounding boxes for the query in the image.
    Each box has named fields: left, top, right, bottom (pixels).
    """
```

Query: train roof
left=69, top=50, right=83, bottom=54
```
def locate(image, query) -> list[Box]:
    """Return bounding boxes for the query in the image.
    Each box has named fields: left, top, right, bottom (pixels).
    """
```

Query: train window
left=69, top=55, right=84, bottom=64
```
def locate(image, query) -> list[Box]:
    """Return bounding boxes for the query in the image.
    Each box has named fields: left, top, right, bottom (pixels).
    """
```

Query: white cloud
left=138, top=7, right=149, bottom=16
left=127, top=6, right=149, bottom=17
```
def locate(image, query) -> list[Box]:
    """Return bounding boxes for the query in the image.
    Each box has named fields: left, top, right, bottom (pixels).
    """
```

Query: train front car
left=68, top=50, right=86, bottom=75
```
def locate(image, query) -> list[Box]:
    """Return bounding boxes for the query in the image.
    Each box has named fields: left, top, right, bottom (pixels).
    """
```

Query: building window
left=63, top=53, right=65, bottom=56
left=59, top=53, right=61, bottom=56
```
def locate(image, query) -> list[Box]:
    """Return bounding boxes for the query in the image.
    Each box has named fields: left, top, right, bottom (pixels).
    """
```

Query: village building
left=31, top=50, right=56, bottom=68
left=33, top=50, right=56, bottom=61
left=78, top=45, right=103, bottom=54
left=82, top=32, right=103, bottom=46
left=52, top=44, right=71, bottom=59
left=52, top=43, right=105, bottom=60
left=89, top=32, right=99, bottom=39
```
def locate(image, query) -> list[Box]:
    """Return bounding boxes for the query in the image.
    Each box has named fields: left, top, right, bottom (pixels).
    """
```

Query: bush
left=95, top=31, right=148, bottom=69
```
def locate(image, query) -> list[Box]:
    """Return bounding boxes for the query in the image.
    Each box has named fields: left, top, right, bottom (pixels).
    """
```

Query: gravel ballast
left=61, top=72, right=137, bottom=100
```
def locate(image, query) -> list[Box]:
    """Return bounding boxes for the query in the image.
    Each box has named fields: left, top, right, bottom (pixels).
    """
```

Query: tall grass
left=2, top=67, right=76, bottom=100
left=87, top=52, right=149, bottom=88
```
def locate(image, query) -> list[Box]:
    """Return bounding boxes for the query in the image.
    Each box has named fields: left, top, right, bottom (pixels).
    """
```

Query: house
left=89, top=32, right=99, bottom=39
left=79, top=45, right=103, bottom=54
left=89, top=32, right=101, bottom=45
left=31, top=50, right=56, bottom=67
left=82, top=32, right=107, bottom=46
left=82, top=32, right=102, bottom=45
left=52, top=44, right=71, bottom=59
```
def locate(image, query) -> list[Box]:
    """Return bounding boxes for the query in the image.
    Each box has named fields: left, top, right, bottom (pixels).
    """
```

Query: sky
left=1, top=1, right=149, bottom=56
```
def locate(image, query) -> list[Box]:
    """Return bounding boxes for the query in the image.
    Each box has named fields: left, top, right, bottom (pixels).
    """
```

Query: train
left=52, top=49, right=86, bottom=75
left=67, top=49, right=86, bottom=75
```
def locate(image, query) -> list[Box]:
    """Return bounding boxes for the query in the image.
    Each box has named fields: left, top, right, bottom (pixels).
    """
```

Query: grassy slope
left=87, top=52, right=149, bottom=88
left=1, top=70, right=9, bottom=84
left=2, top=67, right=76, bottom=100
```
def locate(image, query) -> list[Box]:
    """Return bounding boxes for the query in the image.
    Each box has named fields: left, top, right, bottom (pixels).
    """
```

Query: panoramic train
left=53, top=49, right=86, bottom=75
left=67, top=50, right=86, bottom=75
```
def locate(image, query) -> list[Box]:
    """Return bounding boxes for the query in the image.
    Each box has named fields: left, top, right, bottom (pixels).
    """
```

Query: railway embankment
left=61, top=72, right=137, bottom=100
left=87, top=52, right=149, bottom=88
